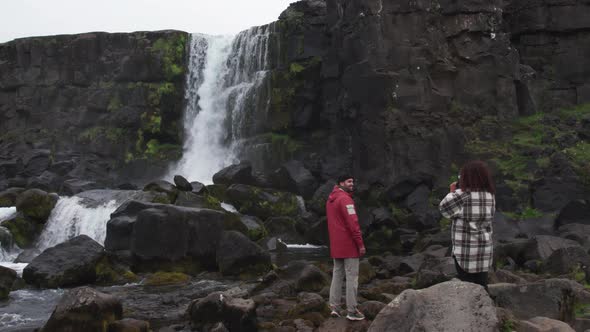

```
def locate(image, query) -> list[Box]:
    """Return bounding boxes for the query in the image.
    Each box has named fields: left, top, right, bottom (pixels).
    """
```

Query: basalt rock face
left=0, top=30, right=188, bottom=191
left=504, top=0, right=590, bottom=111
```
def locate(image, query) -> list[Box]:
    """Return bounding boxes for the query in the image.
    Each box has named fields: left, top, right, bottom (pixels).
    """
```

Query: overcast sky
left=0, top=0, right=297, bottom=43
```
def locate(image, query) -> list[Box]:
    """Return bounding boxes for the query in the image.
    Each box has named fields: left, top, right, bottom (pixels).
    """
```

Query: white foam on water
left=220, top=202, right=238, bottom=213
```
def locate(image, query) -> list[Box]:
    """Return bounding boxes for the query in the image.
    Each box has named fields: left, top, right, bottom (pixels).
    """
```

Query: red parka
left=326, top=186, right=365, bottom=258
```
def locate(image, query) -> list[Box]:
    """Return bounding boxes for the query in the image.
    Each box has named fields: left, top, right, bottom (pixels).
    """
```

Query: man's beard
left=339, top=185, right=353, bottom=193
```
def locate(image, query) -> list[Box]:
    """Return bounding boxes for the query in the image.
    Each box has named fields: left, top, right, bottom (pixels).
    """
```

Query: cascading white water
left=35, top=190, right=134, bottom=251
left=36, top=197, right=119, bottom=251
left=167, top=26, right=273, bottom=184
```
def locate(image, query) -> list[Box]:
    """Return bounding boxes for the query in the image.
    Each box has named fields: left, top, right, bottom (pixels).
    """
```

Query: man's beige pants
left=329, top=258, right=359, bottom=313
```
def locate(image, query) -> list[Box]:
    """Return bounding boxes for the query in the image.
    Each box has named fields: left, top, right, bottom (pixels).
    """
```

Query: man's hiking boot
left=346, top=309, right=365, bottom=321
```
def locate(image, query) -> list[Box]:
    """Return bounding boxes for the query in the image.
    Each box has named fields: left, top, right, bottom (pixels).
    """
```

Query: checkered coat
left=439, top=189, right=496, bottom=273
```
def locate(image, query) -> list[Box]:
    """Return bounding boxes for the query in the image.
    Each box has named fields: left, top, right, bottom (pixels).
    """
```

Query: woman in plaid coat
left=439, top=160, right=496, bottom=289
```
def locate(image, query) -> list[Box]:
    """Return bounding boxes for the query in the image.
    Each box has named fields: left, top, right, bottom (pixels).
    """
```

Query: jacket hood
left=328, top=185, right=352, bottom=202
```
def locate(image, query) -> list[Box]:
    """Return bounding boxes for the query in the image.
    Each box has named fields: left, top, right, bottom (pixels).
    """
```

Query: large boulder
left=555, top=200, right=590, bottom=228
left=173, top=175, right=192, bottom=191
left=216, top=231, right=271, bottom=277
left=489, top=279, right=590, bottom=323
left=270, top=160, right=317, bottom=198
left=23, top=235, right=105, bottom=288
left=0, top=265, right=17, bottom=300
left=523, top=235, right=581, bottom=261
left=187, top=292, right=257, bottom=332
left=368, top=280, right=498, bottom=331
left=42, top=287, right=123, bottom=332
left=15, top=188, right=57, bottom=222
left=226, top=184, right=300, bottom=219
left=543, top=246, right=590, bottom=276
left=125, top=204, right=245, bottom=270
left=212, top=162, right=256, bottom=186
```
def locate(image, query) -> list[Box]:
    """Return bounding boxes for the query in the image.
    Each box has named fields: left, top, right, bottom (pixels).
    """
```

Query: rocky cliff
left=252, top=0, right=590, bottom=214
left=0, top=30, right=188, bottom=192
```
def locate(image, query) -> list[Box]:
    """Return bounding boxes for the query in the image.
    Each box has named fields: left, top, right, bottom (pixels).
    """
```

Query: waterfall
left=35, top=190, right=132, bottom=251
left=167, top=25, right=274, bottom=184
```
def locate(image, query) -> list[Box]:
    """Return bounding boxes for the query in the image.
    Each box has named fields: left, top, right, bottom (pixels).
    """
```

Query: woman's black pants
left=453, top=257, right=488, bottom=291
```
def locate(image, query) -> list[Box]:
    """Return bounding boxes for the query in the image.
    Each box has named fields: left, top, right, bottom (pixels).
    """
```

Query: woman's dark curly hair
left=459, top=160, right=495, bottom=194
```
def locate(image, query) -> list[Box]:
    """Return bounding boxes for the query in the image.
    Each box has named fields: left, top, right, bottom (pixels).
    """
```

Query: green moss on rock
left=95, top=257, right=139, bottom=285
left=144, top=271, right=190, bottom=286
left=2, top=216, right=43, bottom=248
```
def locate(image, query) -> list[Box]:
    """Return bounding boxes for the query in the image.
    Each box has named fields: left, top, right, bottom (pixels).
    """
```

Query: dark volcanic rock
left=213, top=162, right=256, bottom=186
left=270, top=160, right=318, bottom=199
left=23, top=235, right=105, bottom=288
left=555, top=200, right=590, bottom=228
left=15, top=188, right=57, bottom=222
left=0, top=265, right=16, bottom=300
left=226, top=184, right=300, bottom=219
left=216, top=231, right=271, bottom=277
left=489, top=278, right=590, bottom=323
left=0, top=31, right=188, bottom=187
left=173, top=175, right=192, bottom=191
left=42, top=286, right=122, bottom=332
left=187, top=292, right=257, bottom=332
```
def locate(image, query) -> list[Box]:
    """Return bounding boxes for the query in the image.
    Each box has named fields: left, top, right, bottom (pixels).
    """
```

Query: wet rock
left=173, top=175, right=192, bottom=191
left=14, top=248, right=41, bottom=263
left=212, top=162, right=256, bottom=186
left=23, top=235, right=105, bottom=288
left=15, top=188, right=57, bottom=222
left=0, top=265, right=17, bottom=300
left=1, top=213, right=44, bottom=248
left=187, top=292, right=257, bottom=332
left=216, top=231, right=271, bottom=277
left=190, top=181, right=206, bottom=195
left=42, top=286, right=122, bottom=332
left=368, top=281, right=498, bottom=331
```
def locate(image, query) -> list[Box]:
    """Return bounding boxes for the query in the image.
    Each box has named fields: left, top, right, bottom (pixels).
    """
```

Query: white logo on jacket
left=346, top=204, right=356, bottom=215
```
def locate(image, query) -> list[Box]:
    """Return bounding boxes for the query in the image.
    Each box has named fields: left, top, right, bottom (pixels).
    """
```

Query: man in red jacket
left=326, top=175, right=366, bottom=321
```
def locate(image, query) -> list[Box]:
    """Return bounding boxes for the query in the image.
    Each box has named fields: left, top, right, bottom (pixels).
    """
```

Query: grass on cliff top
left=466, top=103, right=590, bottom=187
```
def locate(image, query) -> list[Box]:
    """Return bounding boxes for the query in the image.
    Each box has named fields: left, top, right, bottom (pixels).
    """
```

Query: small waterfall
left=167, top=25, right=274, bottom=184
left=36, top=190, right=132, bottom=251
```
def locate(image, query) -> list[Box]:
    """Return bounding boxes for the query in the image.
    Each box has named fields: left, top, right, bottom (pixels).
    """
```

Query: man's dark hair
left=337, top=175, right=354, bottom=184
